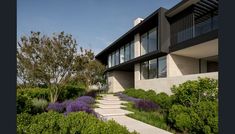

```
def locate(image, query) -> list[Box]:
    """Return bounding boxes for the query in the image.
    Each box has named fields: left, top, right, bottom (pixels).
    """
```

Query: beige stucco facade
left=135, top=72, right=218, bottom=95
left=167, top=54, right=200, bottom=77
left=107, top=71, right=134, bottom=93
left=105, top=19, right=218, bottom=94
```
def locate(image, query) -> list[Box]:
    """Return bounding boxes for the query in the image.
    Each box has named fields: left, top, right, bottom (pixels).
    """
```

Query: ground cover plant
left=121, top=77, right=218, bottom=134
left=17, top=111, right=137, bottom=134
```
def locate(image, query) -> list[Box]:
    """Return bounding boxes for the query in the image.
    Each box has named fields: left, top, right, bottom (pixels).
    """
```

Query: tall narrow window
left=148, top=28, right=157, bottom=52
left=111, top=52, right=115, bottom=67
left=120, top=46, right=124, bottom=63
left=115, top=50, right=119, bottom=65
left=158, top=56, right=167, bottom=78
left=141, top=61, right=148, bottom=80
left=125, top=44, right=130, bottom=61
left=108, top=54, right=111, bottom=68
left=130, top=41, right=134, bottom=59
left=149, top=59, right=157, bottom=79
left=141, top=33, right=148, bottom=55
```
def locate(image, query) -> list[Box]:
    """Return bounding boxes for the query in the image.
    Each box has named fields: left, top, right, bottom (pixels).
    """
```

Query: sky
left=17, top=0, right=180, bottom=54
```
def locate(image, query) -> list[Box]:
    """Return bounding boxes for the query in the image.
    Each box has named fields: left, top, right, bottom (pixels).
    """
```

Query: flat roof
left=95, top=7, right=164, bottom=63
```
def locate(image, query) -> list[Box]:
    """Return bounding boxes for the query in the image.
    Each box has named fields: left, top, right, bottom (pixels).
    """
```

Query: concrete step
left=94, top=108, right=133, bottom=117
left=102, top=97, right=120, bottom=101
left=96, top=103, right=126, bottom=109
left=96, top=100, right=128, bottom=105
left=105, top=116, right=172, bottom=134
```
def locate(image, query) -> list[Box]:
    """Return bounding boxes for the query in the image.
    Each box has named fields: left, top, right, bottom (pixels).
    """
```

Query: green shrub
left=17, top=88, right=50, bottom=101
left=171, top=77, right=218, bottom=107
left=194, top=101, right=218, bottom=134
left=17, top=112, right=136, bottom=134
left=168, top=102, right=218, bottom=133
left=154, top=93, right=172, bottom=110
left=58, top=85, right=86, bottom=101
left=16, top=94, right=33, bottom=114
left=31, top=98, right=48, bottom=114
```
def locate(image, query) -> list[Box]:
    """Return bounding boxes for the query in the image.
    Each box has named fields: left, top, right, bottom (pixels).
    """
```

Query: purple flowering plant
left=76, top=96, right=95, bottom=105
left=134, top=99, right=160, bottom=111
left=47, top=102, right=65, bottom=113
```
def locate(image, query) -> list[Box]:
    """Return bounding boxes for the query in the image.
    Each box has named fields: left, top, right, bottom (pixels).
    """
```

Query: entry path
left=94, top=94, right=172, bottom=134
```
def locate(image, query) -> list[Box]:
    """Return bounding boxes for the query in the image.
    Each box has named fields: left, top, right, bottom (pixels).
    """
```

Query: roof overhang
left=165, top=0, right=200, bottom=17
left=95, top=8, right=166, bottom=64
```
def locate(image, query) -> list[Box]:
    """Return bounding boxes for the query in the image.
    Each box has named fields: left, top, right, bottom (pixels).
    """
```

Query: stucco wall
left=135, top=72, right=218, bottom=95
left=167, top=54, right=199, bottom=77
left=107, top=71, right=134, bottom=93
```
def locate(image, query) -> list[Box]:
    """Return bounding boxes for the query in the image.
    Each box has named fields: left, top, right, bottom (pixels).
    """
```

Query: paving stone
left=95, top=94, right=172, bottom=134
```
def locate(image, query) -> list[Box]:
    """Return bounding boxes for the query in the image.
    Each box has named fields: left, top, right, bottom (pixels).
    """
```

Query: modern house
left=95, top=0, right=218, bottom=94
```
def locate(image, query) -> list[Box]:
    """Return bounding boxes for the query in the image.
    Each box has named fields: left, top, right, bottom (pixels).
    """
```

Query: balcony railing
left=171, top=14, right=218, bottom=46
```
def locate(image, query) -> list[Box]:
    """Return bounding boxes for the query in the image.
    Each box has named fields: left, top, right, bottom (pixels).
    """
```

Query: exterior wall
left=107, top=71, right=134, bottom=93
left=167, top=54, right=199, bottom=77
left=135, top=72, right=218, bottom=95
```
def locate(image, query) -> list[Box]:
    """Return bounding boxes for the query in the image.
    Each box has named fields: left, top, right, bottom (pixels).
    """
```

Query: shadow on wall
left=170, top=54, right=199, bottom=75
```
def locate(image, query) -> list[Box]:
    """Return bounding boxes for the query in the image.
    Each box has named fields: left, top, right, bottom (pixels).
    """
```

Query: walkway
left=94, top=94, right=172, bottom=134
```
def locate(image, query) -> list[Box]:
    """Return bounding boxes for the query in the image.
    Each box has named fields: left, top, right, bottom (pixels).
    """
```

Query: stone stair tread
left=96, top=104, right=126, bottom=109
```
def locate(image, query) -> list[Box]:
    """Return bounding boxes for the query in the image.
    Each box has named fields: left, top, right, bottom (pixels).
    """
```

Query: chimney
left=134, top=18, right=144, bottom=26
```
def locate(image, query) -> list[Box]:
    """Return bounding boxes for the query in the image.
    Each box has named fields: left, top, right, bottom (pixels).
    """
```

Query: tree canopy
left=17, top=31, right=105, bottom=89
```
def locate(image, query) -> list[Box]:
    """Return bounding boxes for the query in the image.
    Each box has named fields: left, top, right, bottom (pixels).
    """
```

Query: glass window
left=149, top=59, right=157, bottom=79
left=141, top=33, right=148, bottom=55
left=125, top=44, right=130, bottom=61
left=115, top=50, right=119, bottom=65
left=108, top=54, right=111, bottom=68
left=148, top=28, right=157, bottom=52
left=158, top=56, right=167, bottom=78
left=120, top=46, right=124, bottom=63
left=141, top=61, right=148, bottom=80
left=111, top=52, right=115, bottom=67
left=130, top=41, right=134, bottom=59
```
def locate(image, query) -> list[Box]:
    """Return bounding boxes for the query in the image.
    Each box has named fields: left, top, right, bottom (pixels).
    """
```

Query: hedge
left=17, top=112, right=137, bottom=134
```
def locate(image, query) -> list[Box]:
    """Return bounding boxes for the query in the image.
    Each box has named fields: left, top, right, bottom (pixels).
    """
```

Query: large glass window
left=141, top=33, right=148, bottom=55
left=140, top=27, right=157, bottom=55
left=120, top=46, right=124, bottom=63
left=149, top=59, right=157, bottom=79
left=158, top=56, right=167, bottom=78
left=130, top=41, right=134, bottom=59
left=140, top=56, right=167, bottom=79
left=125, top=44, right=130, bottom=61
left=115, top=50, right=119, bottom=65
left=148, top=28, right=157, bottom=52
left=108, top=54, right=111, bottom=68
left=141, top=61, right=149, bottom=80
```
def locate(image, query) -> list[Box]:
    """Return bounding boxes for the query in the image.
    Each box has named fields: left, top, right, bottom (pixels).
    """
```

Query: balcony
left=170, top=0, right=218, bottom=47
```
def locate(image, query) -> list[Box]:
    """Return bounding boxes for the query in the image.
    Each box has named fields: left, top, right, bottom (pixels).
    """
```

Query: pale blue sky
left=17, top=0, right=180, bottom=54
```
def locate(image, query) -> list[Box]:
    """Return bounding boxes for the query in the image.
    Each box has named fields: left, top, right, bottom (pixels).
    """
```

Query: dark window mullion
left=129, top=43, right=131, bottom=60
left=157, top=58, right=159, bottom=78
left=148, top=60, right=150, bottom=79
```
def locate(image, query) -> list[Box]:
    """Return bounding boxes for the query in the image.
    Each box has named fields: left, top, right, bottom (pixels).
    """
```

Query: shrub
left=154, top=93, right=172, bottom=110
left=168, top=105, right=192, bottom=132
left=84, top=90, right=99, bottom=98
left=17, top=88, right=49, bottom=101
left=76, top=96, right=95, bottom=105
left=16, top=94, right=33, bottom=114
left=194, top=101, right=218, bottom=134
left=134, top=100, right=160, bottom=112
left=31, top=98, right=48, bottom=114
left=17, top=112, right=136, bottom=134
left=171, top=77, right=218, bottom=107
left=124, top=88, right=148, bottom=99
left=58, top=85, right=86, bottom=101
